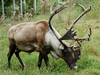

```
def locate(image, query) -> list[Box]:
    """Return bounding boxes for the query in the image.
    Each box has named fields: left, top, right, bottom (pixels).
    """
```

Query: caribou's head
left=48, top=2, right=91, bottom=70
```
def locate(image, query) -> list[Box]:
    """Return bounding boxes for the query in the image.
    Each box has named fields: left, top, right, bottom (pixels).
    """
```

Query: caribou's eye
left=74, top=47, right=77, bottom=49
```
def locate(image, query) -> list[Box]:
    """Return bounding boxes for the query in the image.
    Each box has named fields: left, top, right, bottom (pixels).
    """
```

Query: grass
left=1, top=17, right=100, bottom=75
left=0, top=0, right=100, bottom=75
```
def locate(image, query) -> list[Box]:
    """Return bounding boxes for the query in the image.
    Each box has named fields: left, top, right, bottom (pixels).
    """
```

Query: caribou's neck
left=45, top=30, right=63, bottom=59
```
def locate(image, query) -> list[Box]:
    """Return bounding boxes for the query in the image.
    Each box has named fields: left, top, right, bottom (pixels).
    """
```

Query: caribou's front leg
left=38, top=53, right=43, bottom=69
left=38, top=52, right=51, bottom=69
left=43, top=53, right=51, bottom=68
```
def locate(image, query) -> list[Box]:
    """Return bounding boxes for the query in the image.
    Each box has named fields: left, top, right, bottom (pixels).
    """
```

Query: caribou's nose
left=70, top=64, right=78, bottom=70
left=73, top=66, right=77, bottom=70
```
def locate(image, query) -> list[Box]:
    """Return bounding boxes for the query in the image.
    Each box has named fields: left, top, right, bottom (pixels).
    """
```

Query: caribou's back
left=8, top=20, right=49, bottom=52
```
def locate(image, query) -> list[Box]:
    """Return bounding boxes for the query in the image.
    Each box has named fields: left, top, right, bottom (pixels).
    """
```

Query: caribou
left=7, top=2, right=91, bottom=71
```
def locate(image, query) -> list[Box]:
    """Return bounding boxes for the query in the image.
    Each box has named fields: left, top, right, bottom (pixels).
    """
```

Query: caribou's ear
left=59, top=45, right=64, bottom=50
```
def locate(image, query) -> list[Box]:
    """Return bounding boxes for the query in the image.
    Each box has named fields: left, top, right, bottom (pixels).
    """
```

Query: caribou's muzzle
left=70, top=64, right=78, bottom=70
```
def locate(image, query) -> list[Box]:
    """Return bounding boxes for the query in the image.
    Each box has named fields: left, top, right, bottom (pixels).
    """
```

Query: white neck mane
left=45, top=28, right=63, bottom=59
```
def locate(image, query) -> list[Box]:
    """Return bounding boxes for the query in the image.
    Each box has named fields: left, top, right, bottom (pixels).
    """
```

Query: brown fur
left=8, top=20, right=77, bottom=70
left=8, top=20, right=49, bottom=52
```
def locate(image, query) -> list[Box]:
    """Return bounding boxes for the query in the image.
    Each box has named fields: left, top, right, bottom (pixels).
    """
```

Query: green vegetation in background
left=0, top=0, right=100, bottom=19
left=0, top=0, right=100, bottom=75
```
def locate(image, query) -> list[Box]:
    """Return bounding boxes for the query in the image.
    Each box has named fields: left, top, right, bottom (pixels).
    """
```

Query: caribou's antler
left=48, top=2, right=92, bottom=63
left=48, top=1, right=69, bottom=45
left=59, top=3, right=92, bottom=42
left=58, top=3, right=91, bottom=62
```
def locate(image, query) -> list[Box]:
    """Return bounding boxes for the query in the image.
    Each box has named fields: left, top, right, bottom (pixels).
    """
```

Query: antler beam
left=48, top=1, right=69, bottom=45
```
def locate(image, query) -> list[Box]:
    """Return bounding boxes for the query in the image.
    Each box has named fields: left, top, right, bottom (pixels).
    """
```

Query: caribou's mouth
left=70, top=64, right=78, bottom=70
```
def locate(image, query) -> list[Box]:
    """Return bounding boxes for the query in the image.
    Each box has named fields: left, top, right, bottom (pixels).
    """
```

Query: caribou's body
left=8, top=20, right=63, bottom=59
left=8, top=20, right=77, bottom=70
left=7, top=2, right=91, bottom=71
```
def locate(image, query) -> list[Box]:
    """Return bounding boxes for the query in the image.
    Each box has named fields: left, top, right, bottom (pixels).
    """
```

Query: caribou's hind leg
left=7, top=40, right=16, bottom=71
left=15, top=49, right=26, bottom=70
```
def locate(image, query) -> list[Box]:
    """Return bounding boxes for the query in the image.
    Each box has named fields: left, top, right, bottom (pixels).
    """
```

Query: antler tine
left=48, top=1, right=69, bottom=45
left=77, top=28, right=91, bottom=41
left=70, top=2, right=91, bottom=30
left=59, top=3, right=91, bottom=40
left=69, top=28, right=91, bottom=48
left=49, top=1, right=68, bottom=21
left=50, top=2, right=56, bottom=15
left=70, top=40, right=82, bottom=47
left=78, top=4, right=85, bottom=11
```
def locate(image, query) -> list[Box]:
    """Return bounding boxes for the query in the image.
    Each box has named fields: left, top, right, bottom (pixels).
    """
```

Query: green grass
left=1, top=16, right=100, bottom=75
left=1, top=0, right=100, bottom=75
